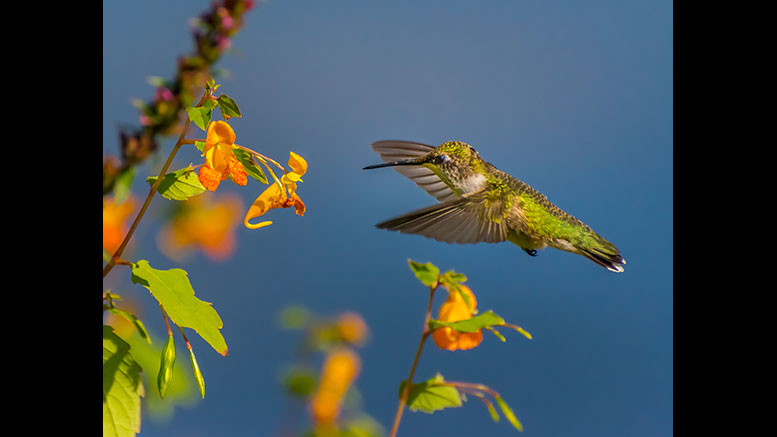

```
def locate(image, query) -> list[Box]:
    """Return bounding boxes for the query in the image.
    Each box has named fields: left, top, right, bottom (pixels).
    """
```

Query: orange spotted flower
left=310, top=348, right=361, bottom=428
left=157, top=193, right=243, bottom=261
left=432, top=284, right=484, bottom=351
left=198, top=120, right=248, bottom=191
left=244, top=151, right=307, bottom=229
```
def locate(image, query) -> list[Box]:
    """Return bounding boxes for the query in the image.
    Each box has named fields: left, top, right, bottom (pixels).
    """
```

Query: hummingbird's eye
left=435, top=154, right=450, bottom=164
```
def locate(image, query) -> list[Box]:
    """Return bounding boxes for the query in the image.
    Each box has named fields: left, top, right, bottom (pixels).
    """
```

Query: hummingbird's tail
left=570, top=236, right=626, bottom=273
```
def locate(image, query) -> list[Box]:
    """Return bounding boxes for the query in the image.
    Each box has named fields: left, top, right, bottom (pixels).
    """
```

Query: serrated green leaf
left=408, top=260, right=439, bottom=288
left=428, top=310, right=506, bottom=334
left=186, top=106, right=212, bottom=131
left=404, top=374, right=463, bottom=414
left=233, top=148, right=268, bottom=183
left=103, top=325, right=144, bottom=437
left=146, top=167, right=206, bottom=201
left=157, top=334, right=176, bottom=399
left=188, top=348, right=206, bottom=398
left=217, top=94, right=241, bottom=119
left=495, top=396, right=523, bottom=432
left=130, top=260, right=228, bottom=356
left=194, top=141, right=206, bottom=153
left=107, top=308, right=151, bottom=344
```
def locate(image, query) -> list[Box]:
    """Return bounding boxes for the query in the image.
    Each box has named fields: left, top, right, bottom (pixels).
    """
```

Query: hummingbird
left=363, top=140, right=626, bottom=273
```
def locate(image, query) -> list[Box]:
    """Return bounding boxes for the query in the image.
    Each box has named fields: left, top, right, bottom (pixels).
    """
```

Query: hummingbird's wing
left=375, top=190, right=508, bottom=244
left=370, top=140, right=458, bottom=203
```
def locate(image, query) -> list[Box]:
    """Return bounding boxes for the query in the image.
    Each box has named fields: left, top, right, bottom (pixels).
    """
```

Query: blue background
left=103, top=1, right=672, bottom=436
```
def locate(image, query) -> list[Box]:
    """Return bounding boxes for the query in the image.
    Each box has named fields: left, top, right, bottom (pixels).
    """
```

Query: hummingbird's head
left=364, top=140, right=489, bottom=198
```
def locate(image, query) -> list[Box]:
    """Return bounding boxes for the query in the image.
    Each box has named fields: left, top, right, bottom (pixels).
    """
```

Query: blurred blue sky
left=103, top=1, right=672, bottom=436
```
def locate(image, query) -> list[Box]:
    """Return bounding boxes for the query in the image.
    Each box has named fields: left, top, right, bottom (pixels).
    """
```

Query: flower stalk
left=389, top=283, right=438, bottom=437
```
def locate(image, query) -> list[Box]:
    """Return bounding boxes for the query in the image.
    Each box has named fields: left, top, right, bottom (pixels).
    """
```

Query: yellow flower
left=157, top=193, right=243, bottom=261
left=198, top=121, right=248, bottom=191
left=431, top=285, right=483, bottom=351
left=310, top=348, right=361, bottom=428
left=244, top=151, right=307, bottom=229
left=103, top=196, right=137, bottom=254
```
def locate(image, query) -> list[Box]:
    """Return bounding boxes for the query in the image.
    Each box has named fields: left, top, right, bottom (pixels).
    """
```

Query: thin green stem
left=389, top=284, right=437, bottom=437
left=102, top=91, right=210, bottom=279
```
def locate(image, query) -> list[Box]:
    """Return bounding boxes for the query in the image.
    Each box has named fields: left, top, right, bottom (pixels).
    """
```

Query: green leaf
left=408, top=260, right=439, bottom=288
left=428, top=310, right=506, bottom=334
left=495, top=396, right=523, bottom=432
left=403, top=374, right=463, bottom=414
left=439, top=270, right=467, bottom=285
left=281, top=367, right=318, bottom=397
left=217, top=94, right=242, bottom=119
left=113, top=166, right=135, bottom=205
left=233, top=148, right=268, bottom=183
left=107, top=308, right=151, bottom=344
left=194, top=141, right=206, bottom=153
left=186, top=106, right=213, bottom=131
left=188, top=348, right=206, bottom=399
left=130, top=260, right=228, bottom=356
left=277, top=305, right=310, bottom=330
left=157, top=334, right=176, bottom=399
left=146, top=167, right=206, bottom=201
left=103, top=326, right=144, bottom=437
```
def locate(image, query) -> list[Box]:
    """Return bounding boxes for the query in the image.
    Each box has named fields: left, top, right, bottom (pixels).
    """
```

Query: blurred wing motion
left=370, top=140, right=458, bottom=203
left=375, top=190, right=509, bottom=244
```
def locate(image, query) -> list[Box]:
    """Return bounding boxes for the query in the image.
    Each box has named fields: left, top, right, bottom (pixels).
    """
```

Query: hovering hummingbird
left=363, top=140, right=626, bottom=273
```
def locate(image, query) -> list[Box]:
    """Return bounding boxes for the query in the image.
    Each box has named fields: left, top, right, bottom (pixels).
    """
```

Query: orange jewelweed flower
left=335, top=312, right=368, bottom=346
left=310, top=348, right=361, bottom=427
left=432, top=285, right=484, bottom=351
left=103, top=196, right=137, bottom=254
left=157, top=193, right=243, bottom=261
left=244, top=151, right=307, bottom=229
left=198, top=120, right=248, bottom=191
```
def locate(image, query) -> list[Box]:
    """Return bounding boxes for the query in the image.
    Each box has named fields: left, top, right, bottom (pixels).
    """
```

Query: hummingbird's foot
left=524, top=249, right=538, bottom=257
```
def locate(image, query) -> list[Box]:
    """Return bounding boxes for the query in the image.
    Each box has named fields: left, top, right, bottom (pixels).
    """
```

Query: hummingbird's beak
left=363, top=159, right=419, bottom=170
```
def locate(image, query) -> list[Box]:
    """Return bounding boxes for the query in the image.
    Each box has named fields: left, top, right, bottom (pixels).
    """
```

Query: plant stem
left=389, top=284, right=437, bottom=437
left=102, top=91, right=209, bottom=279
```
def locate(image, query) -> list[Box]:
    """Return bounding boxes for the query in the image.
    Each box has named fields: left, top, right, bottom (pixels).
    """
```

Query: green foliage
left=107, top=307, right=151, bottom=344
left=130, top=260, right=228, bottom=356
left=146, top=167, right=207, bottom=201
left=187, top=106, right=213, bottom=131
left=113, top=166, right=135, bottom=205
left=103, top=326, right=144, bottom=437
left=278, top=305, right=311, bottom=330
left=428, top=310, right=505, bottom=333
left=233, top=147, right=268, bottom=183
left=407, top=260, right=439, bottom=288
left=438, top=268, right=471, bottom=306
left=282, top=367, right=318, bottom=397
left=401, top=374, right=463, bottom=414
left=118, top=327, right=198, bottom=420
left=157, top=334, right=176, bottom=399
left=217, top=94, right=242, bottom=119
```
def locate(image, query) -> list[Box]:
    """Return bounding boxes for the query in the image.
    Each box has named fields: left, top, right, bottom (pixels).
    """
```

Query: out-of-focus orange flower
left=244, top=151, right=307, bottom=229
left=103, top=196, right=137, bottom=254
left=431, top=285, right=483, bottom=351
left=198, top=121, right=248, bottom=191
left=157, top=193, right=243, bottom=261
left=335, top=312, right=368, bottom=346
left=310, top=348, right=361, bottom=428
